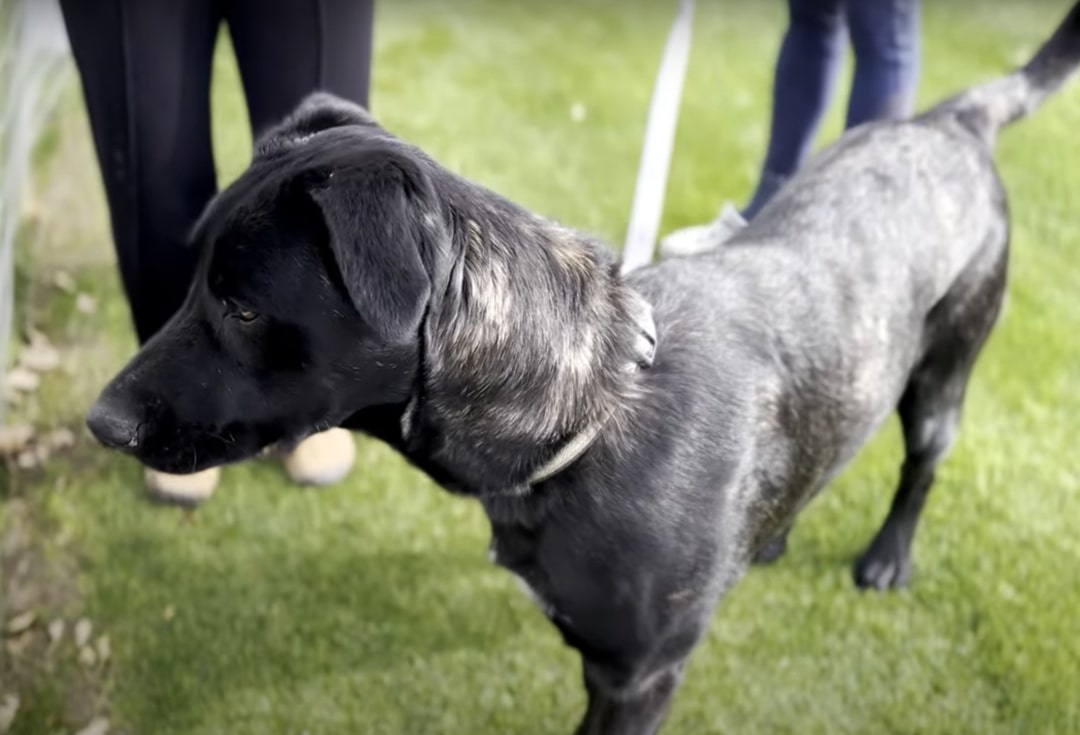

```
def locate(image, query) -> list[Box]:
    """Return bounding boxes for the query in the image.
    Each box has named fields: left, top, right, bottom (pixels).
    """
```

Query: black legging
left=59, top=0, right=375, bottom=342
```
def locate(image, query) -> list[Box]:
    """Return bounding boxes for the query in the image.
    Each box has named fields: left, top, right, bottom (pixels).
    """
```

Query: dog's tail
left=933, top=1, right=1080, bottom=144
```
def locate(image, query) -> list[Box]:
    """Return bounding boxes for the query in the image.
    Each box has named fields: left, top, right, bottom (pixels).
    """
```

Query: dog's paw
left=752, top=534, right=788, bottom=565
left=853, top=541, right=911, bottom=591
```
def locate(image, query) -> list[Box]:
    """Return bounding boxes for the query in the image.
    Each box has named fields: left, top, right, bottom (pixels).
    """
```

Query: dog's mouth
left=125, top=422, right=279, bottom=475
left=96, top=392, right=340, bottom=474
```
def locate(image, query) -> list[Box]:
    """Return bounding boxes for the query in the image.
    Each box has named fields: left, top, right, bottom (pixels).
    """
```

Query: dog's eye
left=223, top=299, right=259, bottom=323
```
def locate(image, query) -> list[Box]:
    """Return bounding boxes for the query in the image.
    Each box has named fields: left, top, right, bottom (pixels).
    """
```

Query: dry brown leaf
left=43, top=428, right=76, bottom=451
left=75, top=293, right=98, bottom=315
left=18, top=342, right=61, bottom=373
left=47, top=619, right=65, bottom=644
left=95, top=635, right=111, bottom=664
left=4, top=612, right=36, bottom=636
left=74, top=716, right=109, bottom=735
left=4, top=635, right=33, bottom=659
left=3, top=369, right=39, bottom=393
left=2, top=387, right=23, bottom=407
left=74, top=618, right=92, bottom=647
left=53, top=270, right=76, bottom=293
left=78, top=645, right=97, bottom=667
left=0, top=425, right=35, bottom=457
left=0, top=693, right=19, bottom=733
left=15, top=451, right=37, bottom=470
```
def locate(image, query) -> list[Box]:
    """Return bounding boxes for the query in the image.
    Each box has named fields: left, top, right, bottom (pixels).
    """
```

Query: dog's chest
left=488, top=524, right=559, bottom=619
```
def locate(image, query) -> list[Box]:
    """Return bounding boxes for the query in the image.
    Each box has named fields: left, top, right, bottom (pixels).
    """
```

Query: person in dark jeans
left=60, top=0, right=375, bottom=504
left=662, top=0, right=920, bottom=254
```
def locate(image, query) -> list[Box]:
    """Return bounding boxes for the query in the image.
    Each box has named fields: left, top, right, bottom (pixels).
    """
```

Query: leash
left=621, top=0, right=695, bottom=275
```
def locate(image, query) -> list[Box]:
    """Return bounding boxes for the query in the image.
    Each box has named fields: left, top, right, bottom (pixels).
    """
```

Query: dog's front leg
left=573, top=659, right=686, bottom=735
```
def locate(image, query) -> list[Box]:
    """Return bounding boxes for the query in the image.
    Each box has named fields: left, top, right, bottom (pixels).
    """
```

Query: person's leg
left=743, top=0, right=847, bottom=219
left=58, top=0, right=221, bottom=344
left=61, top=0, right=224, bottom=503
left=224, top=0, right=375, bottom=487
left=844, top=0, right=920, bottom=128
left=225, top=0, right=375, bottom=138
left=660, top=0, right=846, bottom=252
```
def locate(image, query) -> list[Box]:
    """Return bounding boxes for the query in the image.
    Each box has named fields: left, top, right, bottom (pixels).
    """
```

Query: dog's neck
left=401, top=178, right=654, bottom=503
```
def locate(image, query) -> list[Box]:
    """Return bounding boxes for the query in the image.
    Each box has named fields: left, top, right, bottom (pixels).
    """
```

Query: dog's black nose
left=86, top=399, right=140, bottom=450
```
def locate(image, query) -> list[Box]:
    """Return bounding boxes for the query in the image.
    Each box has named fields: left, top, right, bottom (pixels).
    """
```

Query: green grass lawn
left=4, top=1, right=1080, bottom=733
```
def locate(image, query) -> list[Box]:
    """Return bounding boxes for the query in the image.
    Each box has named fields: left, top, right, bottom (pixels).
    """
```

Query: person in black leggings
left=60, top=0, right=375, bottom=504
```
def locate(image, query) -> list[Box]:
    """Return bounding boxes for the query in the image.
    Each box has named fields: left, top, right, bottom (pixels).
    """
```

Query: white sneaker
left=659, top=202, right=747, bottom=259
left=282, top=428, right=357, bottom=487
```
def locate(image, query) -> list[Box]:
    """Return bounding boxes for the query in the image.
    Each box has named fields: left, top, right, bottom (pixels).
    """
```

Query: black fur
left=86, top=6, right=1080, bottom=733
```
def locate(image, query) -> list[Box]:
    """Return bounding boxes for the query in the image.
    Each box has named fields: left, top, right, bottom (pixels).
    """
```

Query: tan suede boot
left=282, top=428, right=356, bottom=486
left=145, top=466, right=221, bottom=505
left=142, top=429, right=354, bottom=503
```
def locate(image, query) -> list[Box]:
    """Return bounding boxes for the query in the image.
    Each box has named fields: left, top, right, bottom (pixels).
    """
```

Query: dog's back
left=630, top=1, right=1080, bottom=558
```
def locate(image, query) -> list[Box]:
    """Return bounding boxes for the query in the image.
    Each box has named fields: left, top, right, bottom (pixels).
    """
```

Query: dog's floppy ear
left=283, top=92, right=379, bottom=135
left=309, top=151, right=437, bottom=343
left=258, top=92, right=380, bottom=155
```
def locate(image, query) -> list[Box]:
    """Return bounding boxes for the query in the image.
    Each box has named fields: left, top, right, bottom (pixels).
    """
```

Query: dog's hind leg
left=854, top=243, right=1007, bottom=591
left=853, top=371, right=963, bottom=590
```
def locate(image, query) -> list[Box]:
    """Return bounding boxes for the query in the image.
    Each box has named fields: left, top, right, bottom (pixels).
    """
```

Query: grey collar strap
left=528, top=293, right=657, bottom=485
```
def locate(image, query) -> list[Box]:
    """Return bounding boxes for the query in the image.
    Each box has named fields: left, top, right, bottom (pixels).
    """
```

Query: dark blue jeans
left=744, top=0, right=920, bottom=218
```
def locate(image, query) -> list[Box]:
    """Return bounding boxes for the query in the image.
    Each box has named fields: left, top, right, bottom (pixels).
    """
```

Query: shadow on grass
left=94, top=527, right=520, bottom=730
left=28, top=442, right=529, bottom=732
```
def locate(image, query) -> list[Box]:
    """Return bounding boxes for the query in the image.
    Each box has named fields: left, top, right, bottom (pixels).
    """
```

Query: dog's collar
left=528, top=294, right=657, bottom=485
left=528, top=418, right=607, bottom=485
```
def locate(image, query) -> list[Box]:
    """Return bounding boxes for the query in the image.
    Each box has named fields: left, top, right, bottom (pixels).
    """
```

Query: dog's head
left=86, top=94, right=447, bottom=473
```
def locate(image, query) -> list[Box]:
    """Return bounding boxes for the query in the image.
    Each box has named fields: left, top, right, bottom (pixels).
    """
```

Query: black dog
left=87, top=6, right=1080, bottom=733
